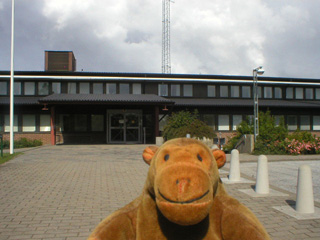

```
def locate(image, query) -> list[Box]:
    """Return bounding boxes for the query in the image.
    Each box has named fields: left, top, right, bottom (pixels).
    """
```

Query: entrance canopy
left=39, top=93, right=174, bottom=105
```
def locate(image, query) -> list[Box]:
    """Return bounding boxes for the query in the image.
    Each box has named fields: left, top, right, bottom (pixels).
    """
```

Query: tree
left=163, top=110, right=215, bottom=141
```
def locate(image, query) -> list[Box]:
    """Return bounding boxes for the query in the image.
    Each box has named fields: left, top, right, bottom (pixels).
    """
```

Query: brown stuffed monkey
left=88, top=138, right=271, bottom=240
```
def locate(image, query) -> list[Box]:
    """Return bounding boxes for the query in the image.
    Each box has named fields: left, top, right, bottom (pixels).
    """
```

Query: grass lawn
left=0, top=152, right=23, bottom=165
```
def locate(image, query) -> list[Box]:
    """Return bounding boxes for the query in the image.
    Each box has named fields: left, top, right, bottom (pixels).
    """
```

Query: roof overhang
left=171, top=98, right=320, bottom=108
left=38, top=94, right=174, bottom=105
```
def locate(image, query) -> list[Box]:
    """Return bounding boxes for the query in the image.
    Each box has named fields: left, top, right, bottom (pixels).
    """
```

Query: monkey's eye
left=197, top=154, right=202, bottom=162
left=164, top=154, right=170, bottom=161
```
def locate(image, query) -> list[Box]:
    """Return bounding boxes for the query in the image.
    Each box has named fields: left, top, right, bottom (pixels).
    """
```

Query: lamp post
left=10, top=0, right=15, bottom=154
left=253, top=66, right=264, bottom=143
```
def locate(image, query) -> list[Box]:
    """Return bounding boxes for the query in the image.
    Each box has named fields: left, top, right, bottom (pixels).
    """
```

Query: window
left=93, top=83, right=103, bottom=94
left=58, top=114, right=71, bottom=132
left=159, top=84, right=168, bottom=96
left=305, top=88, right=313, bottom=100
left=207, top=85, right=216, bottom=97
left=132, top=83, right=141, bottom=94
left=287, top=115, right=297, bottom=130
left=14, top=82, right=21, bottom=95
left=232, top=115, right=242, bottom=130
left=0, top=82, right=6, bottom=95
left=38, top=82, right=49, bottom=95
left=120, top=83, right=130, bottom=94
left=171, top=84, right=180, bottom=96
left=218, top=115, right=229, bottom=131
left=300, top=116, right=310, bottom=130
left=183, top=84, right=193, bottom=97
left=68, top=82, right=77, bottom=94
left=264, top=87, right=272, bottom=98
left=25, top=82, right=35, bottom=95
left=274, top=87, right=282, bottom=99
left=40, top=115, right=51, bottom=132
left=242, top=86, right=251, bottom=98
left=316, top=88, right=320, bottom=100
left=74, top=115, right=87, bottom=132
left=202, top=114, right=215, bottom=130
left=258, top=86, right=262, bottom=98
left=295, top=88, right=303, bottom=99
left=79, top=82, right=90, bottom=94
left=159, top=115, right=169, bottom=131
left=106, top=83, right=117, bottom=94
left=22, top=115, right=36, bottom=132
left=274, top=115, right=283, bottom=126
left=286, top=87, right=293, bottom=99
left=313, top=116, right=320, bottom=130
left=52, top=82, right=61, bottom=94
left=91, top=115, right=104, bottom=131
left=220, top=86, right=228, bottom=97
left=231, top=86, right=240, bottom=98
left=5, top=115, right=18, bottom=132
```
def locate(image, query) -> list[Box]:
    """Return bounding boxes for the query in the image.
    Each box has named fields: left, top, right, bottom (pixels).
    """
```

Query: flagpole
left=10, top=0, right=15, bottom=154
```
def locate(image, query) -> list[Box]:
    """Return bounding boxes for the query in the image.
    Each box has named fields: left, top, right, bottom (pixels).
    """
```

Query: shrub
left=225, top=110, right=320, bottom=155
left=3, top=138, right=42, bottom=149
left=163, top=110, right=215, bottom=140
left=223, top=117, right=253, bottom=152
left=254, top=112, right=288, bottom=154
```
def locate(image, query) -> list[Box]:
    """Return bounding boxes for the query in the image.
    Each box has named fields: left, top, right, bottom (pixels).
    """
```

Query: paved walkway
left=0, top=145, right=319, bottom=240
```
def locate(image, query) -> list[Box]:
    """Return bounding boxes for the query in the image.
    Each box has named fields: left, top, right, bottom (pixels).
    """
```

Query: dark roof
left=39, top=94, right=174, bottom=105
left=171, top=98, right=320, bottom=108
left=0, top=97, right=40, bottom=105
left=1, top=70, right=319, bottom=83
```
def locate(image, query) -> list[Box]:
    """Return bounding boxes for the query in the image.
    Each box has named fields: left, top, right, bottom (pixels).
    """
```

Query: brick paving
left=0, top=145, right=319, bottom=240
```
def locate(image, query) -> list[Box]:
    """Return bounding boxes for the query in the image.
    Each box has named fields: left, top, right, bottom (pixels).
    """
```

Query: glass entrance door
left=108, top=110, right=142, bottom=143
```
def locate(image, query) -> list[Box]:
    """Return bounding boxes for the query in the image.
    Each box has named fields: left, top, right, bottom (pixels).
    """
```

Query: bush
left=254, top=112, right=288, bottom=154
left=3, top=138, right=42, bottom=149
left=225, top=110, right=320, bottom=155
left=223, top=117, right=253, bottom=152
left=163, top=110, right=216, bottom=140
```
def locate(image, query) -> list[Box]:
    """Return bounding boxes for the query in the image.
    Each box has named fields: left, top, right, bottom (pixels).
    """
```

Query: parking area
left=0, top=145, right=319, bottom=239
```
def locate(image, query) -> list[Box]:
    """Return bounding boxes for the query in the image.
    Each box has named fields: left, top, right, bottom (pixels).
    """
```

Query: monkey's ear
left=142, top=146, right=159, bottom=165
left=212, top=149, right=226, bottom=169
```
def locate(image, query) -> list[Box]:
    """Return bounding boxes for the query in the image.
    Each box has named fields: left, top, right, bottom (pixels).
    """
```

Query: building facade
left=1, top=70, right=320, bottom=146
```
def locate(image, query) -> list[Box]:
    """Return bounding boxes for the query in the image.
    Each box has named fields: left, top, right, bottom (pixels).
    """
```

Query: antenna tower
left=162, top=0, right=171, bottom=74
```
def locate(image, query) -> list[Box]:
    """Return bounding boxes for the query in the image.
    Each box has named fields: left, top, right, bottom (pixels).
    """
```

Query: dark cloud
left=0, top=0, right=319, bottom=78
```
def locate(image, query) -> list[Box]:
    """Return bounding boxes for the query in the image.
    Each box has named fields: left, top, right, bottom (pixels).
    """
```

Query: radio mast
left=162, top=0, right=172, bottom=74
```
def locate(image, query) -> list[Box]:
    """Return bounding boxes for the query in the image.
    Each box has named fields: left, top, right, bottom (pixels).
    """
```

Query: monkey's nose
left=176, top=178, right=190, bottom=194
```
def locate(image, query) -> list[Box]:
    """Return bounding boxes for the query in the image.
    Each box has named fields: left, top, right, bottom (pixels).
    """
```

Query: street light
left=253, top=66, right=264, bottom=143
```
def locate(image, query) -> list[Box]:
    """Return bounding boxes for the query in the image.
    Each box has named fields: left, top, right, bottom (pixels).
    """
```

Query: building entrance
left=107, top=110, right=142, bottom=144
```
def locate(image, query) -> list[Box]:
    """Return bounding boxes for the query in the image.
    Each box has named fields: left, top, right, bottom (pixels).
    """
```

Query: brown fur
left=88, top=138, right=270, bottom=240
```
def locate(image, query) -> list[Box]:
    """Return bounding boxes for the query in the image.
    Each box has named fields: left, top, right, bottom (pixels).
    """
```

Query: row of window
left=159, top=114, right=320, bottom=132
left=1, top=81, right=320, bottom=100
left=0, top=82, right=142, bottom=95
left=2, top=113, right=320, bottom=133
left=208, top=85, right=320, bottom=100
left=158, top=84, right=193, bottom=97
left=0, top=114, right=105, bottom=133
left=0, top=114, right=51, bottom=133
left=158, top=84, right=320, bottom=100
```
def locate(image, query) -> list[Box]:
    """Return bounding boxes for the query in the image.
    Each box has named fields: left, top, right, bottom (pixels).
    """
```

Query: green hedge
left=3, top=138, right=42, bottom=149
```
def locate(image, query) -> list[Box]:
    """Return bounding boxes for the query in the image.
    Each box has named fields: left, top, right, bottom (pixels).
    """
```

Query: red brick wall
left=1, top=133, right=51, bottom=145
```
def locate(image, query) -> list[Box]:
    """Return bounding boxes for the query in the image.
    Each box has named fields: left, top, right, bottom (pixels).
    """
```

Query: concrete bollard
left=229, top=149, right=240, bottom=181
left=255, top=155, right=269, bottom=194
left=296, top=165, right=314, bottom=214
left=186, top=134, right=191, bottom=138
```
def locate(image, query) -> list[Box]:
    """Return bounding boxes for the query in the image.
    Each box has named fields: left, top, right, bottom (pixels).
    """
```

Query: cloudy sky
left=0, top=0, right=319, bottom=78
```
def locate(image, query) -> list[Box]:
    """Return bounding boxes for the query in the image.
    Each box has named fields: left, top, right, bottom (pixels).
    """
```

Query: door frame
left=107, top=109, right=142, bottom=144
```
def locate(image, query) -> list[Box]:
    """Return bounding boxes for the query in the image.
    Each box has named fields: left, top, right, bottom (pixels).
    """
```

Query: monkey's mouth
left=158, top=190, right=210, bottom=204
